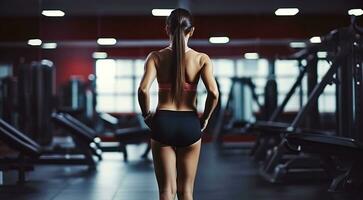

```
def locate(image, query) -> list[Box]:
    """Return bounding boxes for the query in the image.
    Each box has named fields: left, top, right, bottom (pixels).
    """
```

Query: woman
left=138, top=8, right=219, bottom=200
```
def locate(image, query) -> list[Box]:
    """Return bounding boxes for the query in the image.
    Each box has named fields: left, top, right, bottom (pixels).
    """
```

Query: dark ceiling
left=0, top=0, right=362, bottom=16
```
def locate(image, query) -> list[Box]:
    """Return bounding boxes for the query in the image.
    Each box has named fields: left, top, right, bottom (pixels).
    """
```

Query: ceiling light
left=348, top=9, right=363, bottom=16
left=42, top=10, right=65, bottom=17
left=42, top=42, right=57, bottom=49
left=275, top=8, right=299, bottom=16
left=27, top=39, right=42, bottom=46
left=40, top=59, right=54, bottom=66
left=244, top=53, right=259, bottom=59
left=310, top=36, right=321, bottom=43
left=152, top=9, right=173, bottom=16
left=97, top=38, right=117, bottom=45
left=317, top=51, right=327, bottom=58
left=209, top=37, right=230, bottom=44
left=92, top=52, right=108, bottom=59
left=289, top=42, right=306, bottom=48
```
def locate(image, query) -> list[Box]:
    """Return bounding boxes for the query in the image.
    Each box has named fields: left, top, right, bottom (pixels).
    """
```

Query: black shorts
left=151, top=110, right=202, bottom=147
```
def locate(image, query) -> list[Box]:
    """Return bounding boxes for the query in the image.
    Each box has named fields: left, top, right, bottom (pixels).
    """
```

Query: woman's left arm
left=138, top=52, right=157, bottom=118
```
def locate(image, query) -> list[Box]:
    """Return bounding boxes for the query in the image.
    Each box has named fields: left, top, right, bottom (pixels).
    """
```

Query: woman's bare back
left=138, top=45, right=218, bottom=120
left=153, top=47, right=206, bottom=111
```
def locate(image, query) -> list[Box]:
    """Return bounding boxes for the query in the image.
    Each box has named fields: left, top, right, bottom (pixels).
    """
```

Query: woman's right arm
left=138, top=52, right=157, bottom=127
left=200, top=54, right=219, bottom=131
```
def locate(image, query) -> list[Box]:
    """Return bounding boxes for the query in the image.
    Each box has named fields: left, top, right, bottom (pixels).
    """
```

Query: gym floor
left=0, top=143, right=358, bottom=200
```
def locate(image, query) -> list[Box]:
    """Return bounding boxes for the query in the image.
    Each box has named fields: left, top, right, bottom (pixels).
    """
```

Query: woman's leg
left=151, top=139, right=177, bottom=200
left=176, top=139, right=202, bottom=200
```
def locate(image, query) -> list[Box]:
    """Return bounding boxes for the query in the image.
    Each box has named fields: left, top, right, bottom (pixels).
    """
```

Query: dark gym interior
left=0, top=0, right=363, bottom=199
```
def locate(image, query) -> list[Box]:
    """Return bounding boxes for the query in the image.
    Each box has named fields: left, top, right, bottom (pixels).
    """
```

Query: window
left=275, top=60, right=301, bottom=111
left=317, top=60, right=335, bottom=112
left=95, top=57, right=269, bottom=114
left=0, top=64, right=12, bottom=78
left=209, top=59, right=235, bottom=109
left=96, top=59, right=139, bottom=112
left=274, top=59, right=336, bottom=113
left=236, top=59, right=269, bottom=106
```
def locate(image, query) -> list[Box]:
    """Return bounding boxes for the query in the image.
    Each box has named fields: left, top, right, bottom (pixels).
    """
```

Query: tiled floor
left=0, top=143, right=360, bottom=200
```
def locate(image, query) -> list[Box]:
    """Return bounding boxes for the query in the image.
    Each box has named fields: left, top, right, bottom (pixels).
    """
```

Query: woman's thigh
left=151, top=139, right=177, bottom=192
left=176, top=139, right=202, bottom=191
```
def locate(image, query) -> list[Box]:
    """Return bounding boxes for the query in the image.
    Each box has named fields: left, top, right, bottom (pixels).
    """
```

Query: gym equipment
left=256, top=16, right=363, bottom=190
left=247, top=24, right=355, bottom=182
left=0, top=112, right=103, bottom=184
left=0, top=118, right=41, bottom=184
left=263, top=77, right=278, bottom=120
left=17, top=61, right=55, bottom=145
left=114, top=127, right=151, bottom=161
left=257, top=39, right=337, bottom=182
left=249, top=56, right=314, bottom=162
left=284, top=16, right=363, bottom=192
left=99, top=113, right=151, bottom=161
left=60, top=77, right=86, bottom=111
left=59, top=77, right=151, bottom=161
left=59, top=76, right=97, bottom=126
left=51, top=112, right=102, bottom=161
left=0, top=76, right=18, bottom=126
left=286, top=133, right=363, bottom=192
left=216, top=77, right=262, bottom=146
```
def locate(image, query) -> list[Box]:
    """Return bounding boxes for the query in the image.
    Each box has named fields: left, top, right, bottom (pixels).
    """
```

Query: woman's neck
left=167, top=44, right=191, bottom=52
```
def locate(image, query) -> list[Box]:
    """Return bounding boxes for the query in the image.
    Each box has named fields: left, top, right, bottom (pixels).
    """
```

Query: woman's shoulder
left=145, top=49, right=167, bottom=63
left=146, top=47, right=170, bottom=60
left=191, top=50, right=211, bottom=66
left=155, top=47, right=172, bottom=55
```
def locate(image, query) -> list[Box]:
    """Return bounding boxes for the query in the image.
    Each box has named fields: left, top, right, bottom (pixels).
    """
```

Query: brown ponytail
left=166, top=8, right=193, bottom=104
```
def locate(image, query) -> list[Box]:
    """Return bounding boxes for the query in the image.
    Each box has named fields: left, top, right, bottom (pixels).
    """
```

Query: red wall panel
left=42, top=47, right=95, bottom=86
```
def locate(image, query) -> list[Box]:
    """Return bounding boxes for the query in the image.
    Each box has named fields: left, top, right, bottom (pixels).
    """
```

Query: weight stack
left=18, top=61, right=55, bottom=145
